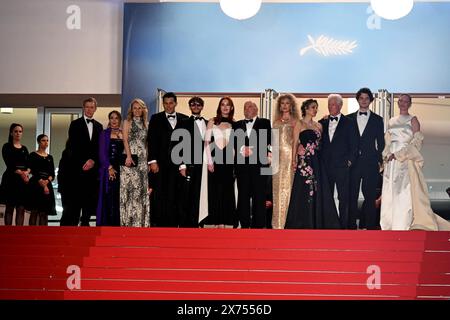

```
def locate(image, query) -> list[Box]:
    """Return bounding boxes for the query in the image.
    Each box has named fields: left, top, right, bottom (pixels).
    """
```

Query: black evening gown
left=204, top=126, right=237, bottom=226
left=0, top=143, right=29, bottom=207
left=28, top=152, right=57, bottom=216
left=285, top=129, right=341, bottom=229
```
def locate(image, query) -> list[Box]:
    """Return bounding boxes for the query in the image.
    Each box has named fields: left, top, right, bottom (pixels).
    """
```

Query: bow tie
left=192, top=116, right=204, bottom=121
left=359, top=111, right=368, bottom=116
left=86, top=118, right=93, bottom=124
left=167, top=114, right=176, bottom=119
left=330, top=116, right=338, bottom=122
left=245, top=119, right=254, bottom=124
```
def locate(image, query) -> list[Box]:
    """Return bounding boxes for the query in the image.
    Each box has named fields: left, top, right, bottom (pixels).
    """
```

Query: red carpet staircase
left=0, top=227, right=449, bottom=300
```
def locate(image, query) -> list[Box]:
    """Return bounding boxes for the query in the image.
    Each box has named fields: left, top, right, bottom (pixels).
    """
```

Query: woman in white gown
left=380, top=94, right=450, bottom=231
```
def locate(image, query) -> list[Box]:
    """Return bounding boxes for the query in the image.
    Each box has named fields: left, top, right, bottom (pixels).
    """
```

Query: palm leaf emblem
left=300, top=35, right=357, bottom=56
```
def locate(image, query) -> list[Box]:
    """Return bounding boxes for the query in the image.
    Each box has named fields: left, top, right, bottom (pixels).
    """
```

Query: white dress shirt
left=179, top=115, right=206, bottom=171
left=166, top=112, right=177, bottom=129
left=356, top=109, right=370, bottom=136
left=328, top=113, right=342, bottom=142
left=194, top=115, right=206, bottom=140
left=84, top=115, right=93, bottom=140
left=245, top=116, right=257, bottom=138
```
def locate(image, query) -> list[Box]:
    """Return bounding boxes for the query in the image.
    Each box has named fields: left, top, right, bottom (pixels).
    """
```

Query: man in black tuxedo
left=234, top=101, right=272, bottom=228
left=147, top=92, right=188, bottom=227
left=348, top=88, right=385, bottom=229
left=175, top=96, right=207, bottom=227
left=60, top=97, right=103, bottom=226
left=319, top=94, right=358, bottom=229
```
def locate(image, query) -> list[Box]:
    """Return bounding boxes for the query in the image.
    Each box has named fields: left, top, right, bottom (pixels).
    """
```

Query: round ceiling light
left=220, top=0, right=262, bottom=20
left=370, top=0, right=414, bottom=20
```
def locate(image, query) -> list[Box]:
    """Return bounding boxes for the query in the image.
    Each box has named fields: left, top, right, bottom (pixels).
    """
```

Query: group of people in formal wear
left=1, top=89, right=449, bottom=231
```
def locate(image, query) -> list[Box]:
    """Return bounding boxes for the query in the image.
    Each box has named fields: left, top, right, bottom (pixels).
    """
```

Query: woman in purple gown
left=96, top=111, right=124, bottom=226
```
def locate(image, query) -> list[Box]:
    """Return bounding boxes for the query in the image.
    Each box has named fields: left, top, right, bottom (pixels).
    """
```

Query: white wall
left=0, top=0, right=123, bottom=94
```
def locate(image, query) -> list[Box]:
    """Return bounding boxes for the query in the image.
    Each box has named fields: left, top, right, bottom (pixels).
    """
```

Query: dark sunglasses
left=189, top=102, right=203, bottom=107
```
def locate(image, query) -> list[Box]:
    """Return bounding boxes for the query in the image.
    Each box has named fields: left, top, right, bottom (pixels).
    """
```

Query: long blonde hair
left=127, top=98, right=148, bottom=128
left=273, top=93, right=300, bottom=123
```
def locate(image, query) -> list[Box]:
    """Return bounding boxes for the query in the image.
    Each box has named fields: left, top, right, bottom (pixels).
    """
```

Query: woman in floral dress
left=285, top=99, right=340, bottom=229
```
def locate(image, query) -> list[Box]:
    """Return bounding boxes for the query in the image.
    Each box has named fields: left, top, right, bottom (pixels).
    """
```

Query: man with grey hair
left=319, top=94, right=359, bottom=229
left=234, top=101, right=272, bottom=228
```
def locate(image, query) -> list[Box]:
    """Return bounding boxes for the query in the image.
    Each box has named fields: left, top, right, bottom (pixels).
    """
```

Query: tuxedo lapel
left=175, top=113, right=185, bottom=129
left=322, top=119, right=331, bottom=144
left=188, top=117, right=196, bottom=135
left=237, top=120, right=245, bottom=131
left=92, top=121, right=101, bottom=142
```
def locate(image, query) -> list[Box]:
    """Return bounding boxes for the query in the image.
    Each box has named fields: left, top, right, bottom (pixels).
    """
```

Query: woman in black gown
left=0, top=123, right=30, bottom=225
left=96, top=110, right=124, bottom=226
left=202, top=97, right=237, bottom=227
left=28, top=134, right=56, bottom=225
left=285, top=99, right=341, bottom=229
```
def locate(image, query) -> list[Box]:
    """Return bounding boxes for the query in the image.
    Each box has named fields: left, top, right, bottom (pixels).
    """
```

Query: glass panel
left=50, top=114, right=77, bottom=168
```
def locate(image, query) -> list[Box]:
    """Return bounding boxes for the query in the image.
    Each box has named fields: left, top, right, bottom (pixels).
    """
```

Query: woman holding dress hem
left=380, top=94, right=450, bottom=231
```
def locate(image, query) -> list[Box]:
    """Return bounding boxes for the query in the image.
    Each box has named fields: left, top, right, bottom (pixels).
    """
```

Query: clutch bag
left=119, top=154, right=138, bottom=167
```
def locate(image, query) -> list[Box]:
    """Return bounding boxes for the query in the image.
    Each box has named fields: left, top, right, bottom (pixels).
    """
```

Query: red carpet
left=0, top=227, right=449, bottom=300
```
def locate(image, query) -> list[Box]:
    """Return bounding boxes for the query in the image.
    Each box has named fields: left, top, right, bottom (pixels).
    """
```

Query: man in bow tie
left=319, top=94, right=359, bottom=229
left=176, top=96, right=208, bottom=227
left=348, top=88, right=385, bottom=230
left=234, top=101, right=272, bottom=228
left=147, top=92, right=188, bottom=226
left=60, top=97, right=103, bottom=226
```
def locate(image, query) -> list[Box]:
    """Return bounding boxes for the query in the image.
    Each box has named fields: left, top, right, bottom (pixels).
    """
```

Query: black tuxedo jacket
left=67, top=117, right=103, bottom=173
left=319, top=115, right=358, bottom=169
left=147, top=111, right=188, bottom=166
left=347, top=111, right=385, bottom=165
left=177, top=116, right=207, bottom=166
left=234, top=117, right=272, bottom=169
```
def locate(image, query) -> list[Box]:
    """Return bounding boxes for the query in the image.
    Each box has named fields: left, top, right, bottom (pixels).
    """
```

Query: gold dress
left=272, top=120, right=295, bottom=229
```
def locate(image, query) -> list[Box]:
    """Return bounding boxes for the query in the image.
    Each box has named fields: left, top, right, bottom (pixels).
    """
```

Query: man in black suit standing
left=176, top=96, right=207, bottom=227
left=60, top=97, right=103, bottom=226
left=319, top=94, right=358, bottom=229
left=234, top=101, right=272, bottom=228
left=348, top=88, right=385, bottom=229
left=148, top=92, right=188, bottom=227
